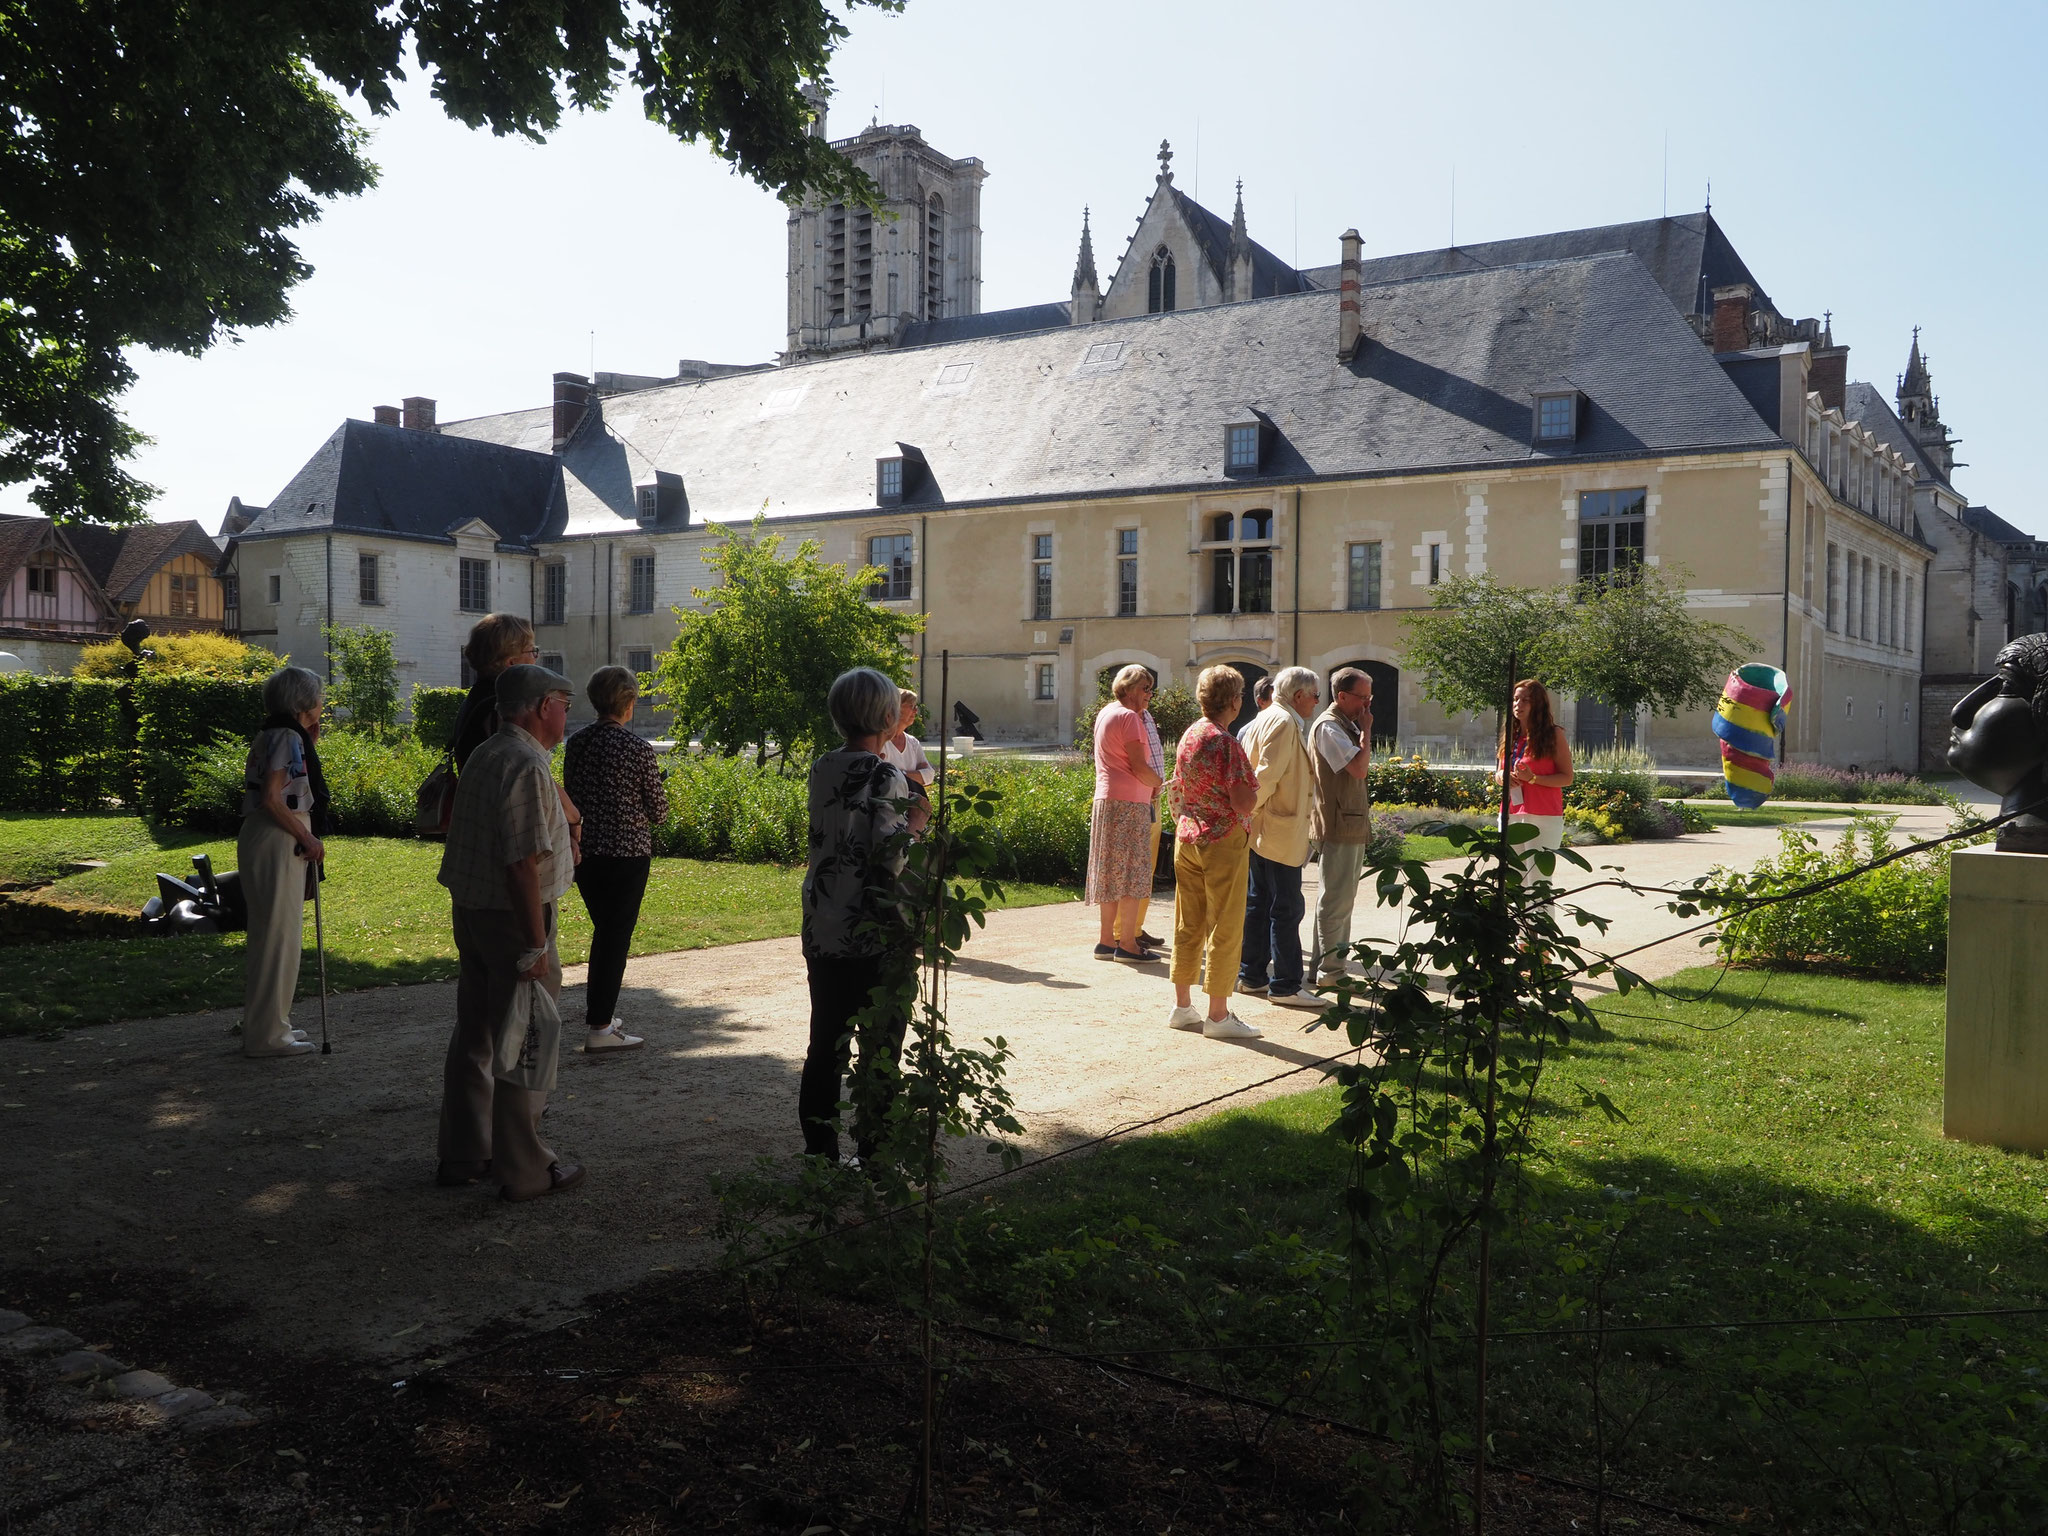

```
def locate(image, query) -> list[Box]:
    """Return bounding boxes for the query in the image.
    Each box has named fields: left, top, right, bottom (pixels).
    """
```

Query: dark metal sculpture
left=1949, top=632, right=2048, bottom=853
left=140, top=853, right=248, bottom=935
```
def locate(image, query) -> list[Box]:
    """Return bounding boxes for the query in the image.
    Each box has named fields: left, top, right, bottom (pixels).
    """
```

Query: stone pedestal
left=1944, top=845, right=2048, bottom=1150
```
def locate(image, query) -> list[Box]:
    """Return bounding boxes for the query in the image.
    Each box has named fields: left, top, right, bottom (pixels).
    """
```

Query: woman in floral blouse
left=799, top=668, right=930, bottom=1163
left=1166, top=666, right=1262, bottom=1041
left=563, top=666, right=669, bottom=1054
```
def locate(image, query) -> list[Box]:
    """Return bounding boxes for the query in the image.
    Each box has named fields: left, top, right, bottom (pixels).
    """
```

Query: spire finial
left=1157, top=139, right=1174, bottom=182
left=1229, top=179, right=1248, bottom=246
left=1072, top=205, right=1099, bottom=291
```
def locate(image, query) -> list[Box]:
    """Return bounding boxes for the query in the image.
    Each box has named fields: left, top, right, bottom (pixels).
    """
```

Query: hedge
left=0, top=676, right=127, bottom=811
left=412, top=685, right=468, bottom=752
left=181, top=726, right=441, bottom=836
left=133, top=674, right=266, bottom=823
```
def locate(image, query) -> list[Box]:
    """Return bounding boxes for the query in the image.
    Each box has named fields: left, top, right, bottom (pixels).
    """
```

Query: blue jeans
left=1240, top=849, right=1304, bottom=994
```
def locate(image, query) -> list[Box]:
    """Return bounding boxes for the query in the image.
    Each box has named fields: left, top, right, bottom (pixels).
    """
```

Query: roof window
left=876, top=443, right=929, bottom=507
left=633, top=470, right=686, bottom=528
left=1533, top=387, right=1582, bottom=447
left=1222, top=407, right=1273, bottom=478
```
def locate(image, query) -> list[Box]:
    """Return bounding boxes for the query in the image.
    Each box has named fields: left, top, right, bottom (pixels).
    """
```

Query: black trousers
left=800, top=952, right=908, bottom=1160
left=574, top=854, right=651, bottom=1029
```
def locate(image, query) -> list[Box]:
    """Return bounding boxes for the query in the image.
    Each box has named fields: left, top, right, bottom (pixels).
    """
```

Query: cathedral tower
left=1897, top=327, right=1957, bottom=482
left=785, top=95, right=985, bottom=359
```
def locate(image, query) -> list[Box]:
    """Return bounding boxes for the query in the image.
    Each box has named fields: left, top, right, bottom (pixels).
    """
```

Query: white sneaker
left=1267, top=989, right=1324, bottom=1009
left=1202, top=1012, right=1262, bottom=1040
left=1166, top=1004, right=1204, bottom=1031
left=585, top=1019, right=644, bottom=1053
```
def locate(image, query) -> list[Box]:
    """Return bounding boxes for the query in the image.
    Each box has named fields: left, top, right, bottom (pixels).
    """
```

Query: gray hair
left=1273, top=666, right=1319, bottom=705
left=262, top=665, right=324, bottom=719
left=828, top=667, right=902, bottom=740
left=1110, top=663, right=1155, bottom=703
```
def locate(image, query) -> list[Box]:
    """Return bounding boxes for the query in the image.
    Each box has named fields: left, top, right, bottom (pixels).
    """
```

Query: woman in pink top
left=1498, top=679, right=1573, bottom=851
left=1087, top=665, right=1165, bottom=961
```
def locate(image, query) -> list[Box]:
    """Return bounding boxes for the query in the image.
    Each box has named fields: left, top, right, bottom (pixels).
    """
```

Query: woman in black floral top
left=798, top=668, right=929, bottom=1162
left=564, top=666, right=670, bottom=1054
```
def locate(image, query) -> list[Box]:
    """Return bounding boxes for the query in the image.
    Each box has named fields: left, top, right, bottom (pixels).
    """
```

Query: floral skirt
left=1086, top=798, right=1157, bottom=905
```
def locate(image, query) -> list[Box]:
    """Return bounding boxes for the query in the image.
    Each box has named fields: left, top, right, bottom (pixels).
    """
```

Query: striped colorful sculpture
left=1712, top=664, right=1791, bottom=807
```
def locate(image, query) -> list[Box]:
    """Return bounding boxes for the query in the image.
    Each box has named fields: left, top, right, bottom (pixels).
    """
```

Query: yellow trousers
left=1171, top=827, right=1250, bottom=997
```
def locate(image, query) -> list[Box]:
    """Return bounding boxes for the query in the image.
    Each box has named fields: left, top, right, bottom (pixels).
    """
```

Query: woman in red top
left=1498, top=679, right=1574, bottom=851
left=1166, top=666, right=1262, bottom=1040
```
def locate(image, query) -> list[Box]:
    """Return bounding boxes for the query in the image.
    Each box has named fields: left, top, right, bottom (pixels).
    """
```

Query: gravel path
left=0, top=804, right=1952, bottom=1364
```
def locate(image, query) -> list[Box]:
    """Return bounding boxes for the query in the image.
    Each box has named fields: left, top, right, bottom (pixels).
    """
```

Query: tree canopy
left=651, top=516, right=923, bottom=770
left=0, top=0, right=897, bottom=523
left=1403, top=568, right=1753, bottom=741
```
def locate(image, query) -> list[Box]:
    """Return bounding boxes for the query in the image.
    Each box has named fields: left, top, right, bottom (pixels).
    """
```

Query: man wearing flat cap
left=434, top=664, right=585, bottom=1200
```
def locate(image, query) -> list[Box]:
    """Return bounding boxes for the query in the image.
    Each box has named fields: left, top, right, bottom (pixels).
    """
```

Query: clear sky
left=24, top=0, right=2044, bottom=535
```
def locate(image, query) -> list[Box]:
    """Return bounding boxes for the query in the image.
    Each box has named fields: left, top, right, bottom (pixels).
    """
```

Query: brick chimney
left=1809, top=344, right=1849, bottom=411
left=1710, top=284, right=1755, bottom=353
left=1337, top=228, right=1364, bottom=362
left=552, top=373, right=592, bottom=450
left=372, top=404, right=401, bottom=427
left=401, top=396, right=437, bottom=431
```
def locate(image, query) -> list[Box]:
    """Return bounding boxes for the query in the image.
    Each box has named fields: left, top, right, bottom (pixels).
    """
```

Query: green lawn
left=1688, top=803, right=1871, bottom=828
left=0, top=814, right=1077, bottom=1032
left=807, top=967, right=2048, bottom=1525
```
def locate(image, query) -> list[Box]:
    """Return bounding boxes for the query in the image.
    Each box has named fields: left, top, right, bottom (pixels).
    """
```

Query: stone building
left=220, top=123, right=2000, bottom=771
left=0, top=515, right=226, bottom=672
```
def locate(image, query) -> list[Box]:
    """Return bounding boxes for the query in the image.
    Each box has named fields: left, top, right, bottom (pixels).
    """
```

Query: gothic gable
left=1101, top=179, right=1231, bottom=322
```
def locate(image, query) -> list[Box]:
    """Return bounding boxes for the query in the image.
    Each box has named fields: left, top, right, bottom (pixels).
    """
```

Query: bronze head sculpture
left=1949, top=632, right=2048, bottom=853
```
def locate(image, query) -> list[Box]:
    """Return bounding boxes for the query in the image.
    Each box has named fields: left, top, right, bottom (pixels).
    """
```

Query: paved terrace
left=0, top=803, right=1955, bottom=1363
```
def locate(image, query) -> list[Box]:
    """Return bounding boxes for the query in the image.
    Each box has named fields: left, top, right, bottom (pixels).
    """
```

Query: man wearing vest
left=1308, top=667, right=1374, bottom=986
left=1237, top=666, right=1323, bottom=1008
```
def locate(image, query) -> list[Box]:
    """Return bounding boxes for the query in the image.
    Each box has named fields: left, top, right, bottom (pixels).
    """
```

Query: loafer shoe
left=1092, top=943, right=1117, bottom=960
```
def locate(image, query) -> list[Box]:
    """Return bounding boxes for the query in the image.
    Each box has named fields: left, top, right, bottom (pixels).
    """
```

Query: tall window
left=1207, top=509, right=1273, bottom=614
left=1035, top=663, right=1056, bottom=701
left=1825, top=544, right=1839, bottom=632
left=1116, top=529, right=1138, bottom=617
left=1801, top=502, right=1814, bottom=602
left=868, top=534, right=914, bottom=601
left=1577, top=489, right=1647, bottom=583
left=1147, top=247, right=1176, bottom=314
left=1861, top=557, right=1874, bottom=641
left=543, top=562, right=566, bottom=625
left=357, top=553, right=379, bottom=605
left=458, top=558, right=490, bottom=613
left=924, top=194, right=946, bottom=319
left=1904, top=577, right=1916, bottom=653
left=1031, top=533, right=1053, bottom=621
left=628, top=554, right=656, bottom=614
left=267, top=572, right=282, bottom=605
left=222, top=574, right=239, bottom=613
left=1427, top=542, right=1442, bottom=585
left=1347, top=542, right=1382, bottom=611
left=626, top=647, right=653, bottom=676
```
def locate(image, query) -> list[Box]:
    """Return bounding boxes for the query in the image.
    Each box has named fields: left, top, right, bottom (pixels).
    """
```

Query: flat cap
left=496, top=663, right=575, bottom=712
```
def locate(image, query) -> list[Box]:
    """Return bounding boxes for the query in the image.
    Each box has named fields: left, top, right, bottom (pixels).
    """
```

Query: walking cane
left=311, top=861, right=331, bottom=1054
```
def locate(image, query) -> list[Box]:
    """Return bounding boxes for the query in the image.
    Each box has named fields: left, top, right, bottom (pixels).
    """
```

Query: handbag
left=492, top=979, right=561, bottom=1094
left=414, top=747, right=457, bottom=839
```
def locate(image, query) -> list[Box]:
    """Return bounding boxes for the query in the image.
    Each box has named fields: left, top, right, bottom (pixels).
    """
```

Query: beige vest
left=1310, top=706, right=1373, bottom=845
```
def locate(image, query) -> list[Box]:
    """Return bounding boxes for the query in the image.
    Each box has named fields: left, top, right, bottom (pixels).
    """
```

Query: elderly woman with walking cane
left=238, top=666, right=329, bottom=1058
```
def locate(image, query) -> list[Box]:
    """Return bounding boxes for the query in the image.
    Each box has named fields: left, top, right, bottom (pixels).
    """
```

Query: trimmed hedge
left=412, top=685, right=468, bottom=752
left=133, top=674, right=266, bottom=823
left=0, top=676, right=127, bottom=811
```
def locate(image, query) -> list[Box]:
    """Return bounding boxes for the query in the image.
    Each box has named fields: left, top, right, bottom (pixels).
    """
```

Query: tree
left=1400, top=574, right=1574, bottom=718
left=651, top=515, right=924, bottom=771
left=323, top=623, right=399, bottom=735
left=0, top=0, right=898, bottom=523
left=1557, top=565, right=1751, bottom=745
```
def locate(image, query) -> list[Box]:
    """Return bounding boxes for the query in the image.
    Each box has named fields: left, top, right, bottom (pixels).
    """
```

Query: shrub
left=412, top=686, right=468, bottom=752
left=1707, top=815, right=1972, bottom=979
left=956, top=757, right=1092, bottom=884
left=0, top=675, right=127, bottom=811
left=1367, top=755, right=1496, bottom=812
left=74, top=632, right=279, bottom=678
left=1683, top=764, right=1956, bottom=807
left=133, top=674, right=266, bottom=823
left=1072, top=672, right=1199, bottom=755
left=179, top=726, right=442, bottom=837
left=324, top=624, right=399, bottom=735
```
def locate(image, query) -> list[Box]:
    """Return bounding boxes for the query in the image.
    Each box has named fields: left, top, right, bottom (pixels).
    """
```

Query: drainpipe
left=606, top=543, right=615, bottom=665
left=1291, top=486, right=1302, bottom=665
left=323, top=535, right=333, bottom=681
left=1780, top=457, right=1792, bottom=672
left=919, top=513, right=929, bottom=702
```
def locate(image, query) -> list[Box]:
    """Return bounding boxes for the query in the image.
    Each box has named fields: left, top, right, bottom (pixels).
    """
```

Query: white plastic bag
left=493, top=979, right=561, bottom=1093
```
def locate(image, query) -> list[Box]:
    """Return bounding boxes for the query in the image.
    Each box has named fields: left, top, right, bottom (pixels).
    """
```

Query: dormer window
left=1222, top=408, right=1273, bottom=478
left=875, top=443, right=928, bottom=507
left=1533, top=388, right=1580, bottom=445
left=877, top=457, right=904, bottom=504
left=633, top=470, right=686, bottom=527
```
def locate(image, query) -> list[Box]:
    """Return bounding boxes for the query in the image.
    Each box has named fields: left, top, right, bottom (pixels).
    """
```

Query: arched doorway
left=1327, top=660, right=1398, bottom=748
left=1226, top=662, right=1267, bottom=733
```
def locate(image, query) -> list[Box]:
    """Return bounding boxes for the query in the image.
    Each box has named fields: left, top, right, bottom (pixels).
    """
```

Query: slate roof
left=233, top=418, right=562, bottom=549
left=897, top=301, right=1072, bottom=348
left=1301, top=212, right=1767, bottom=324
left=440, top=251, right=1781, bottom=539
left=1169, top=187, right=1308, bottom=300
left=63, top=520, right=222, bottom=602
left=1843, top=382, right=1947, bottom=486
left=1962, top=506, right=2039, bottom=544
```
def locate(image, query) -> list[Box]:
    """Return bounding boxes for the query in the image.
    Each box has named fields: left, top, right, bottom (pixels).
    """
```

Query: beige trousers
left=237, top=814, right=308, bottom=1055
left=440, top=902, right=563, bottom=1197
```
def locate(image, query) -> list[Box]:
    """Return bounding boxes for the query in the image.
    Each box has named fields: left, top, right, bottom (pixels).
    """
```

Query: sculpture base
left=1945, top=845, right=2048, bottom=1150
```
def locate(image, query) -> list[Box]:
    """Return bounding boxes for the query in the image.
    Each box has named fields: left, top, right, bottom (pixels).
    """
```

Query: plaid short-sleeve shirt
left=437, top=722, right=572, bottom=909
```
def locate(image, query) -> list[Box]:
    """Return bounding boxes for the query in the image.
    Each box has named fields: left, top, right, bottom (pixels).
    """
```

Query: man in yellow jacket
left=1237, top=666, right=1322, bottom=1008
